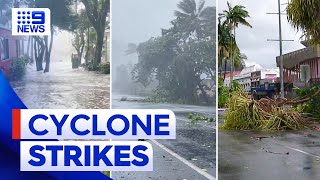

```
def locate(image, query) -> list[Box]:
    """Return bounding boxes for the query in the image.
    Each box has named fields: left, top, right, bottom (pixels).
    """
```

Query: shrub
left=98, top=62, right=110, bottom=74
left=294, top=86, right=320, bottom=120
left=218, top=78, right=241, bottom=108
left=186, top=113, right=215, bottom=124
left=8, top=56, right=31, bottom=81
left=218, top=78, right=229, bottom=108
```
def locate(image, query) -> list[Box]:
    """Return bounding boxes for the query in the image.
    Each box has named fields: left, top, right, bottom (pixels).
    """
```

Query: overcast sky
left=112, top=0, right=215, bottom=44
left=218, top=0, right=305, bottom=68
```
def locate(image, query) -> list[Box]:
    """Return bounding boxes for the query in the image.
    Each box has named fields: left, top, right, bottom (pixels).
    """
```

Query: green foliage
left=219, top=2, right=252, bottom=29
left=132, top=0, right=215, bottom=105
left=218, top=2, right=252, bottom=80
left=0, top=0, right=12, bottom=26
left=218, top=19, right=234, bottom=69
left=80, top=0, right=110, bottom=65
left=218, top=78, right=228, bottom=108
left=231, top=81, right=241, bottom=90
left=98, top=62, right=110, bottom=74
left=218, top=78, right=242, bottom=108
left=34, top=0, right=77, bottom=31
left=186, top=113, right=215, bottom=124
left=8, top=56, right=31, bottom=81
left=287, top=0, right=320, bottom=46
left=103, top=171, right=110, bottom=177
left=222, top=88, right=307, bottom=131
left=293, top=86, right=320, bottom=120
left=86, top=61, right=96, bottom=71
left=144, top=89, right=172, bottom=104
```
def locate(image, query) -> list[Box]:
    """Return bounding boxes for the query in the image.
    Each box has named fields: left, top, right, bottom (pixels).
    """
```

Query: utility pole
left=267, top=0, right=293, bottom=98
left=278, top=0, right=284, bottom=98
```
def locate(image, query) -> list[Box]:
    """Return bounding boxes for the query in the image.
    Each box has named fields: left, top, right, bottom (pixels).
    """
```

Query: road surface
left=219, top=115, right=320, bottom=180
left=112, top=94, right=216, bottom=180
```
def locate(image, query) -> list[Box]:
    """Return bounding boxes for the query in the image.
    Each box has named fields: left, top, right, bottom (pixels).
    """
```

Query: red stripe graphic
left=12, top=109, right=21, bottom=139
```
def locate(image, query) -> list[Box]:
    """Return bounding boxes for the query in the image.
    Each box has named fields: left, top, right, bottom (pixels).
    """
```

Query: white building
left=224, top=62, right=263, bottom=91
left=235, top=65, right=263, bottom=91
left=260, top=68, right=279, bottom=83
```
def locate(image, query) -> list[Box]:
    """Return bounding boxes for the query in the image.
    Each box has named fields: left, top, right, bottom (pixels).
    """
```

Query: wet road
left=112, top=94, right=216, bottom=180
left=10, top=61, right=110, bottom=109
left=218, top=116, right=320, bottom=180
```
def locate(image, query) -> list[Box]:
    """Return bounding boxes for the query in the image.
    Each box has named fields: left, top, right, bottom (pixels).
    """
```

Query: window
left=0, top=38, right=9, bottom=60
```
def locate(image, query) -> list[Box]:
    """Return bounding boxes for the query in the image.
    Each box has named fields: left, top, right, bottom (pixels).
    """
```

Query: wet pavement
left=112, top=94, right=216, bottom=180
left=10, top=61, right=110, bottom=109
left=218, top=116, right=320, bottom=180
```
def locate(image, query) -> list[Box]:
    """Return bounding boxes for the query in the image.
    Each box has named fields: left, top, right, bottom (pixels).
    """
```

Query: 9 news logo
left=12, top=8, right=51, bottom=36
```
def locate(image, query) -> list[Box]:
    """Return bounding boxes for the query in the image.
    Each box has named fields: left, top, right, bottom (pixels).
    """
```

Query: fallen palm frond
left=221, top=88, right=317, bottom=131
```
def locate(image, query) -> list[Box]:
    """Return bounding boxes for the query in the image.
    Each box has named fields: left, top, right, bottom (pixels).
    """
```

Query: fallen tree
left=221, top=88, right=320, bottom=131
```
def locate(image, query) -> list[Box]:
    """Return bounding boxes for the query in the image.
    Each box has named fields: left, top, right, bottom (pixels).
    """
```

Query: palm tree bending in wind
left=219, top=2, right=252, bottom=87
left=174, top=0, right=215, bottom=39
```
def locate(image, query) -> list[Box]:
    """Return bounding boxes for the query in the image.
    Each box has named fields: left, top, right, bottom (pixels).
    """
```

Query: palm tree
left=219, top=2, right=252, bottom=86
left=218, top=19, right=233, bottom=79
left=287, top=0, right=320, bottom=46
left=174, top=0, right=213, bottom=39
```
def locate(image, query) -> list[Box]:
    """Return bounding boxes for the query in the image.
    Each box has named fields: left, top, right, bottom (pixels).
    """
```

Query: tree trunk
left=230, top=57, right=234, bottom=87
left=105, top=33, right=108, bottom=61
left=198, top=81, right=209, bottom=104
left=230, top=28, right=236, bottom=88
left=34, top=38, right=44, bottom=71
left=219, top=63, right=222, bottom=79
left=43, top=36, right=50, bottom=73
left=223, top=59, right=227, bottom=80
left=27, top=36, right=31, bottom=57
left=31, top=37, right=34, bottom=62
left=79, top=32, right=85, bottom=64
left=94, top=29, right=104, bottom=68
left=44, top=27, right=54, bottom=73
left=85, top=27, right=90, bottom=67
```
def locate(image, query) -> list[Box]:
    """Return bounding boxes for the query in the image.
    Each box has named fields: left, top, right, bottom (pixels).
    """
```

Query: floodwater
left=10, top=61, right=110, bottom=109
left=112, top=93, right=216, bottom=179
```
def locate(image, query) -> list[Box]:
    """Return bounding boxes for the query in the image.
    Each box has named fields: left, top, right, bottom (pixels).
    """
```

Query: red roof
left=224, top=71, right=241, bottom=78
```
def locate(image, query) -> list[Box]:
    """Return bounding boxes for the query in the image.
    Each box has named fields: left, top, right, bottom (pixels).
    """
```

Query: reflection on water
left=10, top=61, right=110, bottom=109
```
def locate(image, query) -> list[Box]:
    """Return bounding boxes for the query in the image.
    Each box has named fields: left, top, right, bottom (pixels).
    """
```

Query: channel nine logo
left=12, top=8, right=51, bottom=36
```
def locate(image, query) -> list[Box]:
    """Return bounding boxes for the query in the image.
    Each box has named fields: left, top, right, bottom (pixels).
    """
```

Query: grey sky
left=218, top=0, right=305, bottom=68
left=112, top=0, right=215, bottom=44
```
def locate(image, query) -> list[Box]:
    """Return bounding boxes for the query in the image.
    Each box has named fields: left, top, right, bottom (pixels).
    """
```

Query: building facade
left=0, top=27, right=25, bottom=76
left=224, top=64, right=263, bottom=92
left=251, top=69, right=280, bottom=99
left=276, top=41, right=320, bottom=87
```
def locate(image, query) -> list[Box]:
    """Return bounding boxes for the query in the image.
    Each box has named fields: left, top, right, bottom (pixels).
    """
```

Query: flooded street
left=10, top=61, right=110, bottom=109
left=218, top=117, right=320, bottom=180
left=112, top=93, right=216, bottom=180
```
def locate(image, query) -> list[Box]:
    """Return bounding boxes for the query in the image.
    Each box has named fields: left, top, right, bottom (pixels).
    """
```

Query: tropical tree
left=218, top=18, right=245, bottom=80
left=287, top=0, right=320, bottom=46
left=80, top=0, right=110, bottom=69
left=218, top=19, right=233, bottom=78
left=219, top=2, right=252, bottom=86
left=0, top=0, right=12, bottom=26
left=28, top=0, right=77, bottom=72
left=132, top=0, right=215, bottom=104
left=72, top=9, right=91, bottom=65
left=172, top=0, right=215, bottom=40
